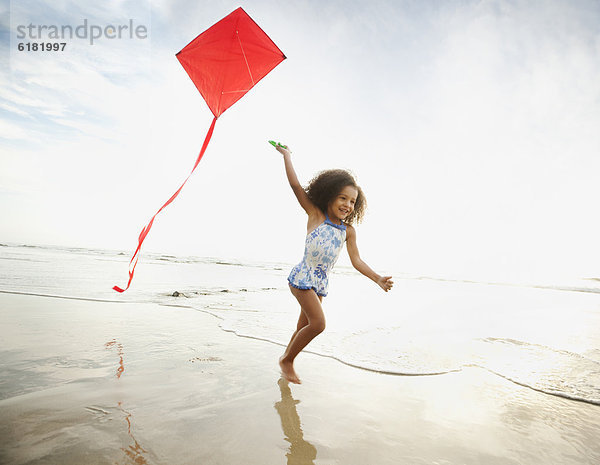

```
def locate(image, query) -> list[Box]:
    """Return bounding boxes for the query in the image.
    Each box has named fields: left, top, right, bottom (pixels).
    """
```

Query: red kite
left=114, top=7, right=285, bottom=292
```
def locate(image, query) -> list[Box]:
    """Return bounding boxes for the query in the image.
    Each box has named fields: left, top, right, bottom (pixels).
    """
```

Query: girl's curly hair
left=305, top=169, right=366, bottom=225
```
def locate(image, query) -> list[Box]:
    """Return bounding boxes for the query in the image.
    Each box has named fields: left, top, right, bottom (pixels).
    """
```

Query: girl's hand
left=276, top=145, right=291, bottom=157
left=377, top=276, right=394, bottom=292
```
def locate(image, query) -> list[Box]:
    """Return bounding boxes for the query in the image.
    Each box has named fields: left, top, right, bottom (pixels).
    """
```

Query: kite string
left=236, top=30, right=255, bottom=86
left=113, top=116, right=218, bottom=293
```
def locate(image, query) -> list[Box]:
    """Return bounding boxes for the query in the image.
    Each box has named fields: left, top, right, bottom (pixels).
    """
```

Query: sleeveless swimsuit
left=288, top=215, right=347, bottom=297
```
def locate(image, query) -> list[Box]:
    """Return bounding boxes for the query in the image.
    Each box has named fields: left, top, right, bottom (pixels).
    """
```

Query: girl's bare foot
left=279, top=356, right=301, bottom=384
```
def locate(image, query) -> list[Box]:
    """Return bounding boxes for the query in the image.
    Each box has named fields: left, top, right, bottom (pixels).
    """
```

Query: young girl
left=274, top=144, right=393, bottom=384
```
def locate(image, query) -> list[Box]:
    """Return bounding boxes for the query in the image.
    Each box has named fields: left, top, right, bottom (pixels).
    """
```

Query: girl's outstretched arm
left=346, top=225, right=393, bottom=292
left=276, top=145, right=319, bottom=217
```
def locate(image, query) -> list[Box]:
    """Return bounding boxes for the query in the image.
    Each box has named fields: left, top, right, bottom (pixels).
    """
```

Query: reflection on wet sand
left=275, top=378, right=317, bottom=465
left=117, top=401, right=149, bottom=465
left=105, top=339, right=125, bottom=379
left=103, top=339, right=150, bottom=464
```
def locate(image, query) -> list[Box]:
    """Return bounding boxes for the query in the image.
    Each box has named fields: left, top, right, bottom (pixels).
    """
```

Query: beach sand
left=1, top=292, right=599, bottom=465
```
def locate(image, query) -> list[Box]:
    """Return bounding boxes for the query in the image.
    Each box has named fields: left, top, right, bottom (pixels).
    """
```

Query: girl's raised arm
left=276, top=145, right=319, bottom=216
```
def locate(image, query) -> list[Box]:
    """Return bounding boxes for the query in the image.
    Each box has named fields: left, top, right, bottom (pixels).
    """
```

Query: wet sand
left=1, top=292, right=599, bottom=464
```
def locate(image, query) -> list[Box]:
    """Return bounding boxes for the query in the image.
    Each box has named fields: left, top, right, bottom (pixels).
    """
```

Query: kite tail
left=113, top=116, right=218, bottom=293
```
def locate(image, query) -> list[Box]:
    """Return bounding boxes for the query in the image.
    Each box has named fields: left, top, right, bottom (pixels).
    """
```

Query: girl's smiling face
left=328, top=185, right=358, bottom=223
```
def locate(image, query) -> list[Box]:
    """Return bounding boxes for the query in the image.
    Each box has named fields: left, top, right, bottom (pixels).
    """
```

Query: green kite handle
left=268, top=140, right=288, bottom=150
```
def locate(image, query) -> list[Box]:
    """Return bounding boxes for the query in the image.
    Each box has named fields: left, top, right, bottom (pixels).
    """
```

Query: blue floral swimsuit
left=288, top=215, right=347, bottom=297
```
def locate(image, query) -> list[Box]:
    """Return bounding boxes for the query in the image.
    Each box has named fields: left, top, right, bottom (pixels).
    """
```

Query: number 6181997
left=18, top=42, right=66, bottom=51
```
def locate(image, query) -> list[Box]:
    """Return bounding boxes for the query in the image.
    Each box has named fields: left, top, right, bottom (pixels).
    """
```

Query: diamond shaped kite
left=114, top=7, right=285, bottom=292
left=177, top=7, right=286, bottom=118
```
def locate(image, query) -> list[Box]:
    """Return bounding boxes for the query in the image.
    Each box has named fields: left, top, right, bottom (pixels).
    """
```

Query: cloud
left=0, top=101, right=31, bottom=118
left=0, top=119, right=28, bottom=139
left=3, top=8, right=156, bottom=144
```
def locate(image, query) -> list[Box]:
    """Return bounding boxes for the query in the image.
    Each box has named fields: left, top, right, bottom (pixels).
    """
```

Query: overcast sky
left=1, top=0, right=599, bottom=281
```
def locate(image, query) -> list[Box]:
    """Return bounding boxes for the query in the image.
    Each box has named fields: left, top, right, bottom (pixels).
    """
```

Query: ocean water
left=1, top=243, right=599, bottom=406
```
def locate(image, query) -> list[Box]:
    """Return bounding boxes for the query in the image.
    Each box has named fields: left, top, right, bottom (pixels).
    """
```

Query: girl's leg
left=280, top=287, right=325, bottom=384
left=283, top=311, right=309, bottom=357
